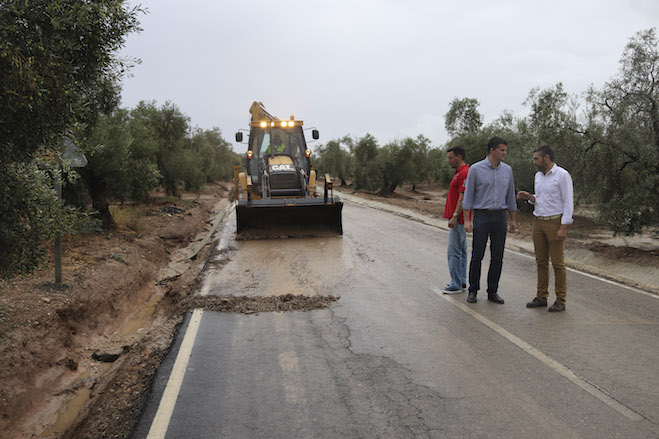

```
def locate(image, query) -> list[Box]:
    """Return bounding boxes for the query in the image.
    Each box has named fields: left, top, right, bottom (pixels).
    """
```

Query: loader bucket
left=236, top=197, right=343, bottom=238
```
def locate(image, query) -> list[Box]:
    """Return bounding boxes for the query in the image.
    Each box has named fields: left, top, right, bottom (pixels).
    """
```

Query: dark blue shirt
left=462, top=157, right=517, bottom=212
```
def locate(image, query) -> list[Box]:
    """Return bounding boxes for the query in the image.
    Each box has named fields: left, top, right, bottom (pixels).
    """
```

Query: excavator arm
left=249, top=101, right=278, bottom=122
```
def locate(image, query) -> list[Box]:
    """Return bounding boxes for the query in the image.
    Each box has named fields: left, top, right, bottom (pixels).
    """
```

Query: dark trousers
left=469, top=210, right=507, bottom=295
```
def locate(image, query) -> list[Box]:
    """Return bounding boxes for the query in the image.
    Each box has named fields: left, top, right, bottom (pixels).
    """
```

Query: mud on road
left=183, top=294, right=339, bottom=314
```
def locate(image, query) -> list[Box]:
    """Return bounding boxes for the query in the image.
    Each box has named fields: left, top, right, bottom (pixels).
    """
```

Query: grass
left=109, top=205, right=144, bottom=232
left=157, top=196, right=196, bottom=207
left=567, top=229, right=591, bottom=240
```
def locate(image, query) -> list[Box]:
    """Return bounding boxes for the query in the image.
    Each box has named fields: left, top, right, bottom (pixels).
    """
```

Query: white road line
left=146, top=309, right=203, bottom=439
left=346, top=197, right=657, bottom=299
left=506, top=247, right=659, bottom=299
left=146, top=208, right=234, bottom=438
left=432, top=288, right=644, bottom=421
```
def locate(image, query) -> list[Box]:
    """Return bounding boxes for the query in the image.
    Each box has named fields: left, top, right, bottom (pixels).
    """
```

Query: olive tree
left=444, top=97, right=483, bottom=137
left=584, top=28, right=659, bottom=235
left=0, top=0, right=142, bottom=277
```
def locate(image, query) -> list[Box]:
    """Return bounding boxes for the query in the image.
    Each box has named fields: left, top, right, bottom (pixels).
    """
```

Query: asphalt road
left=132, top=200, right=659, bottom=439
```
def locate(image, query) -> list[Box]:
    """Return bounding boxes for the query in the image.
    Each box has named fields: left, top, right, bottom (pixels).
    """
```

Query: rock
left=92, top=352, right=121, bottom=363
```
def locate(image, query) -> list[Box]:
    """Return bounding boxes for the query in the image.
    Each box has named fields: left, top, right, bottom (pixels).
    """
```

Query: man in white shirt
left=517, top=145, right=574, bottom=312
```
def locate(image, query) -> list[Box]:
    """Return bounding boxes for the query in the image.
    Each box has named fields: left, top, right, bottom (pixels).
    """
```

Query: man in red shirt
left=443, top=146, right=470, bottom=293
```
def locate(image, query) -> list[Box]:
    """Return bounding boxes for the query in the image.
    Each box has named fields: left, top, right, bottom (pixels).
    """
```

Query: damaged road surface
left=132, top=204, right=659, bottom=439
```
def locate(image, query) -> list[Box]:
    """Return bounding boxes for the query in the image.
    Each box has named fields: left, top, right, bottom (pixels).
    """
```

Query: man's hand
left=509, top=220, right=517, bottom=233
left=464, top=219, right=473, bottom=233
left=557, top=225, right=568, bottom=241
left=448, top=216, right=458, bottom=228
left=517, top=190, right=532, bottom=201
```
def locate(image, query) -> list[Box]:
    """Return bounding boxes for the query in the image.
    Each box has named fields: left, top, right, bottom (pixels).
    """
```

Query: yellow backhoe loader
left=233, top=102, right=343, bottom=236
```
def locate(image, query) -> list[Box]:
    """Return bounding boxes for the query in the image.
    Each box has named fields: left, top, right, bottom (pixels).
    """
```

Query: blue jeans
left=469, top=210, right=507, bottom=295
left=447, top=223, right=467, bottom=288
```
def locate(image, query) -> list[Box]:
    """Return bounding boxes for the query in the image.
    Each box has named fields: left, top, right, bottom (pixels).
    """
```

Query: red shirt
left=444, top=164, right=469, bottom=224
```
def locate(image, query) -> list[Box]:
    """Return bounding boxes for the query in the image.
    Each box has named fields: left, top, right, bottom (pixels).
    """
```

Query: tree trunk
left=84, top=169, right=116, bottom=230
left=379, top=181, right=397, bottom=195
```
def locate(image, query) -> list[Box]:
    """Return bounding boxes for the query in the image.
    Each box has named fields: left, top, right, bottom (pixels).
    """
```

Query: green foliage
left=0, top=162, right=100, bottom=279
left=583, top=28, right=659, bottom=235
left=130, top=101, right=190, bottom=196
left=0, top=0, right=142, bottom=162
left=427, top=148, right=453, bottom=186
left=189, top=127, right=241, bottom=183
left=128, top=101, right=241, bottom=196
left=406, top=135, right=433, bottom=189
left=315, top=137, right=352, bottom=185
left=348, top=134, right=383, bottom=191
left=444, top=98, right=483, bottom=137
left=378, top=136, right=432, bottom=193
left=85, top=109, right=161, bottom=202
left=0, top=0, right=139, bottom=278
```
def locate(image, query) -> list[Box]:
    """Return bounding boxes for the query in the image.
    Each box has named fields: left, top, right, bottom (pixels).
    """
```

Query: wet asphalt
left=131, top=202, right=659, bottom=439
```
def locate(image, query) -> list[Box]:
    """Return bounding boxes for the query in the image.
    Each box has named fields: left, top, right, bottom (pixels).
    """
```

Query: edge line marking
left=146, top=308, right=204, bottom=439
left=432, top=287, right=644, bottom=422
left=345, top=197, right=657, bottom=299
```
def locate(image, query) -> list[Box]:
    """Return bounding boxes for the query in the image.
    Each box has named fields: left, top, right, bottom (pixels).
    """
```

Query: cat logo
left=270, top=164, right=294, bottom=172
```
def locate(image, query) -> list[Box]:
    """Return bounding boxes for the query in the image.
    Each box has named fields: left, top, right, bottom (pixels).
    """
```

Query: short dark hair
left=534, top=145, right=555, bottom=161
left=447, top=146, right=466, bottom=161
left=487, top=136, right=508, bottom=152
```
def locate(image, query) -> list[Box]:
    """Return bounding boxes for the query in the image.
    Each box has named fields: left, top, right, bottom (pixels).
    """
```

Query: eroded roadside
left=0, top=183, right=234, bottom=439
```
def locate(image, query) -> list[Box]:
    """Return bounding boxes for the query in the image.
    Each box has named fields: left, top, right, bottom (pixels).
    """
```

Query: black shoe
left=487, top=293, right=505, bottom=304
left=467, top=291, right=477, bottom=303
left=526, top=297, right=548, bottom=308
left=548, top=301, right=566, bottom=312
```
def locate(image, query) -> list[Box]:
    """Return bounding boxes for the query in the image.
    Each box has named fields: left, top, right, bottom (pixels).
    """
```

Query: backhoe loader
left=234, top=102, right=343, bottom=236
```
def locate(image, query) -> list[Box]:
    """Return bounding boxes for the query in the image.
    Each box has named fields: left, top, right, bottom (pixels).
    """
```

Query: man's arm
left=557, top=171, right=574, bottom=241
left=509, top=210, right=517, bottom=233
left=507, top=167, right=517, bottom=233
left=462, top=169, right=475, bottom=233
left=449, top=193, right=465, bottom=228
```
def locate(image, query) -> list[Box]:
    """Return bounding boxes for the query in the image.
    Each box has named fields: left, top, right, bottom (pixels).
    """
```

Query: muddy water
left=205, top=226, right=353, bottom=298
left=39, top=383, right=91, bottom=438
left=36, top=283, right=166, bottom=438
left=119, top=285, right=166, bottom=336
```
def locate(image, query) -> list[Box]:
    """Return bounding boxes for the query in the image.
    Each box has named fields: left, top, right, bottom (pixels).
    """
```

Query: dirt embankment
left=0, top=183, right=232, bottom=438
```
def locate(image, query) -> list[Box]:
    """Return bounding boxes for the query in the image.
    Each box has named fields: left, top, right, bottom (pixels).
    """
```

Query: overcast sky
left=118, top=0, right=659, bottom=151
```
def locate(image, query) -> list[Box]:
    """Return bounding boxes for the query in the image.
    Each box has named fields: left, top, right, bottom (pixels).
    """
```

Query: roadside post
left=55, top=142, right=87, bottom=286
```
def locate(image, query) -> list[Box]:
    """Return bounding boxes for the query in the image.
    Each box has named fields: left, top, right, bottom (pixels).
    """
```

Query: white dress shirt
left=530, top=164, right=574, bottom=225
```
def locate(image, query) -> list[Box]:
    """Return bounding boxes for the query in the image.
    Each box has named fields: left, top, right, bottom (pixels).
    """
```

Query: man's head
left=447, top=146, right=466, bottom=169
left=487, top=136, right=508, bottom=163
left=273, top=134, right=282, bottom=145
left=532, top=145, right=555, bottom=172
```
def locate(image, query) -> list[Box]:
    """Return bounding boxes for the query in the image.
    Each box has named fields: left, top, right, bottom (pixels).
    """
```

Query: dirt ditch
left=0, top=183, right=232, bottom=439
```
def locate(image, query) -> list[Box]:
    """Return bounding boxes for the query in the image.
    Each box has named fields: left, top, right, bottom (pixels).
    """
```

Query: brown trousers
left=532, top=217, right=567, bottom=303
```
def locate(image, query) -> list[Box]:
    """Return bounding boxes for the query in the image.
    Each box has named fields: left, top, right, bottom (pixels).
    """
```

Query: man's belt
left=535, top=214, right=562, bottom=221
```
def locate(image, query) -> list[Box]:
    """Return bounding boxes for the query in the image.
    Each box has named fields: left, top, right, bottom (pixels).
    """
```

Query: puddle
left=39, top=387, right=91, bottom=438
left=119, top=285, right=166, bottom=336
